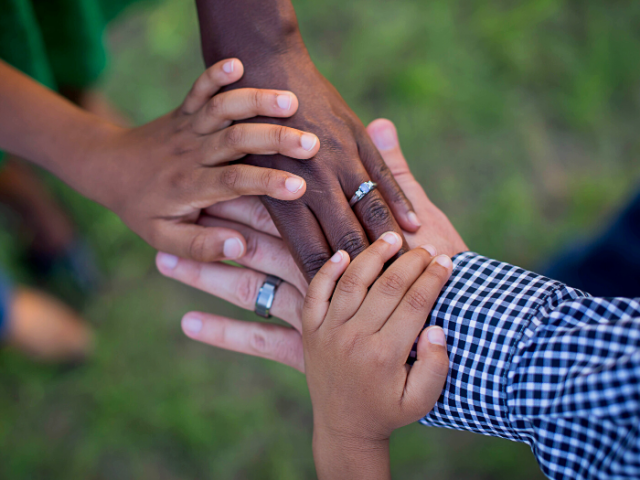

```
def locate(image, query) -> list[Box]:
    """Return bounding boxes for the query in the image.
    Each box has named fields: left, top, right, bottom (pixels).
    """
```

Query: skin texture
left=156, top=118, right=468, bottom=371
left=196, top=0, right=421, bottom=280
left=0, top=58, right=321, bottom=262
left=302, top=239, right=451, bottom=479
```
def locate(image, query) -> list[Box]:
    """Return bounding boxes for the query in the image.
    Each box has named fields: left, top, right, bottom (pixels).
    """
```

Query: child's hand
left=82, top=58, right=320, bottom=262
left=302, top=233, right=452, bottom=479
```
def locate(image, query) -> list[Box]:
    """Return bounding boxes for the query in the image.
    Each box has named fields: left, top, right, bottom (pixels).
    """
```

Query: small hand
left=86, top=58, right=320, bottom=262
left=303, top=236, right=451, bottom=479
left=157, top=119, right=467, bottom=370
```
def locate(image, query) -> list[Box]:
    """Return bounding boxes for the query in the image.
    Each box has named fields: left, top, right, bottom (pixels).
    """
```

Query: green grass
left=2, top=0, right=640, bottom=478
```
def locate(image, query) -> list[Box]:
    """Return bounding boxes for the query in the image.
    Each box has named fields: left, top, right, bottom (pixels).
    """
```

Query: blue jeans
left=0, top=273, right=12, bottom=340
left=543, top=189, right=640, bottom=297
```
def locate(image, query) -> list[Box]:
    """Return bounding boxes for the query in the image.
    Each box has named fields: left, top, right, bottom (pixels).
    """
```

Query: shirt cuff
left=418, top=251, right=586, bottom=440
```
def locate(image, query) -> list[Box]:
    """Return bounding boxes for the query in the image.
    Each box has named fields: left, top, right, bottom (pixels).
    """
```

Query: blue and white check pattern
left=417, top=252, right=640, bottom=480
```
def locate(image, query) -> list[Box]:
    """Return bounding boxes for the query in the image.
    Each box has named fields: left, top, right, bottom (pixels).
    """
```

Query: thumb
left=366, top=119, right=413, bottom=180
left=155, top=223, right=247, bottom=263
left=402, top=326, right=450, bottom=419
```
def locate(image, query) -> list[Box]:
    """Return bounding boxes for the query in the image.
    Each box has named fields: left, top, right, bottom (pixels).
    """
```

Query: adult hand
left=197, top=0, right=420, bottom=280
left=157, top=119, right=467, bottom=371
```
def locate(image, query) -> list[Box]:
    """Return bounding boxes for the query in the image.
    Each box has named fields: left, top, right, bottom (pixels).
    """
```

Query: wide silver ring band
left=349, top=181, right=377, bottom=207
left=255, top=275, right=283, bottom=318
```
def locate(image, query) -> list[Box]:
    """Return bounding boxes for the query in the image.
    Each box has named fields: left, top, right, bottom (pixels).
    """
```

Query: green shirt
left=0, top=0, right=143, bottom=161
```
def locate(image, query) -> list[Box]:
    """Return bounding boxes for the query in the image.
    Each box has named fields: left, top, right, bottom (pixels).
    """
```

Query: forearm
left=313, top=429, right=390, bottom=480
left=0, top=60, right=116, bottom=198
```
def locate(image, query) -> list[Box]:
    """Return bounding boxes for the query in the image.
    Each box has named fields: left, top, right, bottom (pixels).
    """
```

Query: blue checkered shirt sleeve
left=417, top=252, right=640, bottom=480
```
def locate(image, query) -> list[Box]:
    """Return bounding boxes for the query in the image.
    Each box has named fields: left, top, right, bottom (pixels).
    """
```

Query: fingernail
left=407, top=211, right=422, bottom=227
left=421, top=244, right=437, bottom=256
left=436, top=255, right=452, bottom=268
left=222, top=60, right=235, bottom=73
left=381, top=231, right=399, bottom=245
left=285, top=176, right=304, bottom=193
left=372, top=126, right=397, bottom=151
left=276, top=94, right=292, bottom=110
left=427, top=327, right=446, bottom=346
left=300, top=133, right=317, bottom=151
left=330, top=251, right=343, bottom=263
left=223, top=237, right=244, bottom=259
left=158, top=252, right=178, bottom=271
left=183, top=314, right=203, bottom=335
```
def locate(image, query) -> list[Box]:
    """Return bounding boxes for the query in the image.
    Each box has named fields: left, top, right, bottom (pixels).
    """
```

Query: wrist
left=197, top=0, right=308, bottom=69
left=56, top=116, right=125, bottom=208
left=313, top=427, right=391, bottom=480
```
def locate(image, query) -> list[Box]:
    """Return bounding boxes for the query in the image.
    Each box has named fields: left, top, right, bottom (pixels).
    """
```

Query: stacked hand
left=302, top=234, right=452, bottom=479
left=0, top=57, right=321, bottom=265
left=156, top=119, right=467, bottom=371
left=83, top=58, right=321, bottom=262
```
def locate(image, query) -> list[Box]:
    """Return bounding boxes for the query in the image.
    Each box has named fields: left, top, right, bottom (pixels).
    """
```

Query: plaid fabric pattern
left=418, top=252, right=640, bottom=480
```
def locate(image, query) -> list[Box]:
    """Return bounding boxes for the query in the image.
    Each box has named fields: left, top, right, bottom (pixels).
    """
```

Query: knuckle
left=252, top=89, right=263, bottom=111
left=404, top=288, right=431, bottom=313
left=236, top=272, right=261, bottom=307
left=219, top=165, right=240, bottom=190
left=206, top=93, right=224, bottom=117
left=337, top=271, right=363, bottom=296
left=271, top=125, right=289, bottom=148
left=223, top=125, right=245, bottom=149
left=188, top=231, right=208, bottom=261
left=336, top=230, right=367, bottom=257
left=259, top=168, right=279, bottom=191
left=300, top=251, right=331, bottom=279
left=377, top=272, right=406, bottom=297
left=358, top=195, right=392, bottom=227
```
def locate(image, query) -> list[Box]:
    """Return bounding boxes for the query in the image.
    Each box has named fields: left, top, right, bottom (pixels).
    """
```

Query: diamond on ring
left=349, top=181, right=377, bottom=207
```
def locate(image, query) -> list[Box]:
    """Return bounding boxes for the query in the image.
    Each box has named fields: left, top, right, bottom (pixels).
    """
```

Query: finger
left=196, top=216, right=307, bottom=294
left=157, top=253, right=304, bottom=330
left=192, top=88, right=301, bottom=134
left=204, top=197, right=280, bottom=238
left=355, top=245, right=437, bottom=333
left=402, top=326, right=449, bottom=420
left=307, top=180, right=371, bottom=260
left=338, top=165, right=409, bottom=256
left=153, top=223, right=247, bottom=263
left=326, top=232, right=403, bottom=325
left=181, top=312, right=305, bottom=372
left=204, top=124, right=320, bottom=165
left=366, top=119, right=414, bottom=181
left=181, top=58, right=244, bottom=114
left=382, top=255, right=453, bottom=357
left=364, top=118, right=421, bottom=232
left=261, top=199, right=333, bottom=282
left=192, top=164, right=307, bottom=205
left=302, top=250, right=349, bottom=333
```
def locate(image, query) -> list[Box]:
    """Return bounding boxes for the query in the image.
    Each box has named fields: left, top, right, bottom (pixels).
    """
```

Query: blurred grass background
left=2, top=0, right=640, bottom=478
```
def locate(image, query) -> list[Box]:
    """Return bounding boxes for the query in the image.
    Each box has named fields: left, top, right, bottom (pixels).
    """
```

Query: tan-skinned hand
left=0, top=58, right=319, bottom=263
left=87, top=58, right=320, bottom=262
left=302, top=236, right=451, bottom=479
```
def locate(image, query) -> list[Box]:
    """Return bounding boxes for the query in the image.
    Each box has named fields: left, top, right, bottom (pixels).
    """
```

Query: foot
left=5, top=287, right=93, bottom=363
